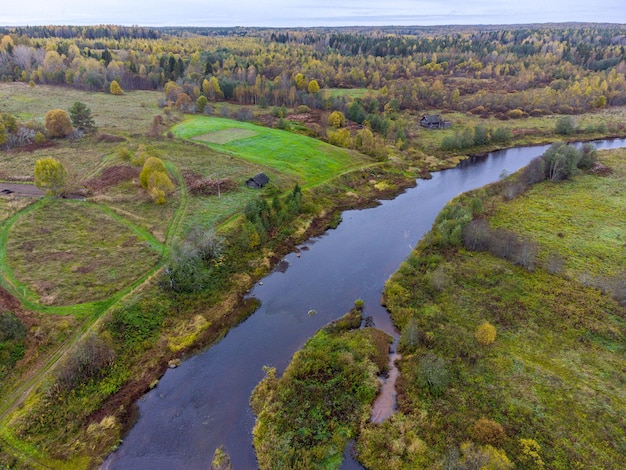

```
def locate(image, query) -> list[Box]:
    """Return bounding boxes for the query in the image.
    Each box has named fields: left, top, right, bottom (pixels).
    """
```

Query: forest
left=0, top=22, right=625, bottom=469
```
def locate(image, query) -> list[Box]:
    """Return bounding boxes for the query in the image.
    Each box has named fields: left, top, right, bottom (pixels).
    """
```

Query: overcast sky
left=2, top=0, right=625, bottom=27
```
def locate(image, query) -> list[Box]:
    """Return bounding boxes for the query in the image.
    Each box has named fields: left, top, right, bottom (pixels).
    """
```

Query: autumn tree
left=328, top=110, right=346, bottom=128
left=34, top=157, right=67, bottom=196
left=197, top=95, right=209, bottom=113
left=68, top=101, right=96, bottom=134
left=140, top=157, right=174, bottom=204
left=203, top=76, right=222, bottom=101
left=307, top=79, right=320, bottom=94
left=44, top=109, right=73, bottom=138
left=110, top=79, right=124, bottom=95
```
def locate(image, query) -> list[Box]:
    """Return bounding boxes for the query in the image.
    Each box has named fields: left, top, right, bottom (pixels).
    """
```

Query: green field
left=0, top=82, right=159, bottom=134
left=3, top=199, right=163, bottom=306
left=325, top=88, right=375, bottom=99
left=173, top=116, right=372, bottom=186
left=378, top=148, right=626, bottom=468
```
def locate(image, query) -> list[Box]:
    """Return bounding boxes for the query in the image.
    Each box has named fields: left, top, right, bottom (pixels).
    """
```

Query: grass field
left=0, top=82, right=159, bottom=134
left=172, top=116, right=372, bottom=186
left=489, top=149, right=626, bottom=281
left=413, top=107, right=626, bottom=154
left=379, top=148, right=626, bottom=468
left=325, top=88, right=376, bottom=99
left=3, top=199, right=163, bottom=306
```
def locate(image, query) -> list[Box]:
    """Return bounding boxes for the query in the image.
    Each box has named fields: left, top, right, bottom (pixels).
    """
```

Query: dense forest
left=1, top=23, right=626, bottom=116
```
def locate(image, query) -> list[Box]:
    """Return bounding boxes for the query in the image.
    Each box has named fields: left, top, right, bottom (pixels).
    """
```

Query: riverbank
left=379, top=146, right=626, bottom=468
left=102, top=139, right=626, bottom=469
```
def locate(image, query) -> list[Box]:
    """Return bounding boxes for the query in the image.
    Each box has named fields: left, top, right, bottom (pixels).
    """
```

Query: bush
left=415, top=353, right=450, bottom=396
left=518, top=438, right=545, bottom=468
left=476, top=322, right=496, bottom=345
left=472, top=418, right=506, bottom=445
left=34, top=157, right=67, bottom=196
left=328, top=110, right=346, bottom=128
left=507, top=109, right=524, bottom=119
left=555, top=116, right=575, bottom=135
left=53, top=334, right=115, bottom=392
left=44, top=109, right=73, bottom=138
left=110, top=79, right=124, bottom=95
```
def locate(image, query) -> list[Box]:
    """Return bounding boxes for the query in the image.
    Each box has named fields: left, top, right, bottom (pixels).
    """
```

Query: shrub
left=34, top=131, right=46, bottom=144
left=110, top=79, right=124, bottom=95
left=416, top=353, right=450, bottom=396
left=44, top=109, right=73, bottom=138
left=53, top=333, right=115, bottom=392
left=328, top=110, right=346, bottom=128
left=476, top=322, right=496, bottom=345
left=196, top=95, right=208, bottom=113
left=139, top=157, right=174, bottom=203
left=507, top=109, right=524, bottom=119
left=555, top=116, right=575, bottom=135
left=454, top=442, right=513, bottom=469
left=117, top=146, right=132, bottom=161
left=328, top=128, right=352, bottom=148
left=472, top=418, right=506, bottom=445
left=518, top=438, right=545, bottom=468
left=139, top=157, right=167, bottom=189
left=34, top=157, right=66, bottom=196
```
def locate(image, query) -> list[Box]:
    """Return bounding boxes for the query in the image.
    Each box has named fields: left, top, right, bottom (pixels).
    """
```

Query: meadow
left=378, top=147, right=626, bottom=468
left=172, top=115, right=372, bottom=186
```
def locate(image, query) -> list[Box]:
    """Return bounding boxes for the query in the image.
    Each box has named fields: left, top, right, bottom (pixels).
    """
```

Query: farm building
left=246, top=172, right=270, bottom=189
left=420, top=114, right=451, bottom=129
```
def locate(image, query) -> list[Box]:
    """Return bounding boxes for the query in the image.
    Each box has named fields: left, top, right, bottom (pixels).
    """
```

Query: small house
left=246, top=172, right=270, bottom=189
left=419, top=114, right=451, bottom=129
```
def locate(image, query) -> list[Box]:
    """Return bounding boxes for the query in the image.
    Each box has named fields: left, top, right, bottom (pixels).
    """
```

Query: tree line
left=1, top=24, right=625, bottom=117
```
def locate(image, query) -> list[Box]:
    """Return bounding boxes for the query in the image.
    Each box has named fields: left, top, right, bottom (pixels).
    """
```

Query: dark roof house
left=420, top=114, right=451, bottom=129
left=246, top=172, right=270, bottom=189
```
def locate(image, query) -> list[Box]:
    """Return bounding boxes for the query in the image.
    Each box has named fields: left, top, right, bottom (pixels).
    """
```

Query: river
left=103, top=138, right=626, bottom=470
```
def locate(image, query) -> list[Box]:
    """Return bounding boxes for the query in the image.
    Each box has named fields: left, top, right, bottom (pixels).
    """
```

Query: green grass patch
left=489, top=149, right=626, bottom=281
left=3, top=199, right=163, bottom=306
left=193, top=128, right=258, bottom=144
left=172, top=116, right=372, bottom=186
left=325, top=88, right=375, bottom=99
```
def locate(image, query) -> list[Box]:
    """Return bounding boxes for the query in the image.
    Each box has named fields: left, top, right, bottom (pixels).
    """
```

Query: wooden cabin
left=420, top=114, right=451, bottom=129
left=246, top=172, right=270, bottom=189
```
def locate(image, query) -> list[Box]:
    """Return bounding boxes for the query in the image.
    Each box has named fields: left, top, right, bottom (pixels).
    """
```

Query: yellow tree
left=140, top=157, right=174, bottom=204
left=307, top=79, right=320, bottom=94
left=328, top=110, right=346, bottom=128
left=44, top=109, right=73, bottom=138
left=34, top=157, right=67, bottom=196
left=110, top=79, right=124, bottom=95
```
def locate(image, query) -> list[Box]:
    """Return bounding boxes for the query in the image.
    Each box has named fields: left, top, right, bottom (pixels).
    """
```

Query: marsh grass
left=489, top=149, right=626, bottom=281
left=380, top=148, right=626, bottom=468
